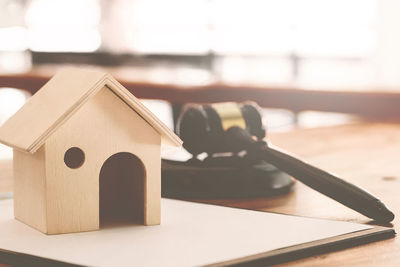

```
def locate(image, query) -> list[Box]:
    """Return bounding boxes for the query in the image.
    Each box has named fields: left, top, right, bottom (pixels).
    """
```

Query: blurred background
left=1, top=0, right=400, bottom=159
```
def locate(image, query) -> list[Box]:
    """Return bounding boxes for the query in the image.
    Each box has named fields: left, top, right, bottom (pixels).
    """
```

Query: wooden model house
left=0, top=69, right=181, bottom=234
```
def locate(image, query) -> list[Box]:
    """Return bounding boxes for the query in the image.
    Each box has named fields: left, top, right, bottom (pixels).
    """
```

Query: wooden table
left=0, top=122, right=399, bottom=266
left=2, top=66, right=400, bottom=117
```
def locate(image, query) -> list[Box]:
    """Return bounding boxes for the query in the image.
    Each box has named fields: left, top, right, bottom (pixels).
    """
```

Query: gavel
left=176, top=102, right=394, bottom=222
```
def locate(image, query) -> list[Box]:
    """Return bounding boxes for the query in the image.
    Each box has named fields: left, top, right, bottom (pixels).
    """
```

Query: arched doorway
left=99, top=152, right=145, bottom=226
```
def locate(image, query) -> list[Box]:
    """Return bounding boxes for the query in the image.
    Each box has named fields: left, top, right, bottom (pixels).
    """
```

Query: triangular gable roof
left=0, top=68, right=182, bottom=153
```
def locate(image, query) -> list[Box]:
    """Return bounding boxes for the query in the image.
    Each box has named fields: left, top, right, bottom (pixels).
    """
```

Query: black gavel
left=176, top=101, right=266, bottom=156
left=176, top=102, right=394, bottom=222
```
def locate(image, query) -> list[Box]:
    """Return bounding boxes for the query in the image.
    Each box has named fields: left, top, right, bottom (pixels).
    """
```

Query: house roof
left=0, top=68, right=182, bottom=153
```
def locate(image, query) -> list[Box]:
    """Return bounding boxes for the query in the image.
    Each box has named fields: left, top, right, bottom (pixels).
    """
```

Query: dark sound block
left=161, top=156, right=295, bottom=199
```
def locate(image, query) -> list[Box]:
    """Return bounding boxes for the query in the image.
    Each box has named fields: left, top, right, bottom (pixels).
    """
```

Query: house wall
left=44, top=86, right=161, bottom=234
left=13, top=146, right=47, bottom=233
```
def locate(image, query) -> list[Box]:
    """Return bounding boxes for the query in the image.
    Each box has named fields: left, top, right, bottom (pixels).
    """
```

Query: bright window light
left=117, top=0, right=210, bottom=54
left=25, top=0, right=101, bottom=52
left=0, top=88, right=30, bottom=160
left=0, top=27, right=28, bottom=51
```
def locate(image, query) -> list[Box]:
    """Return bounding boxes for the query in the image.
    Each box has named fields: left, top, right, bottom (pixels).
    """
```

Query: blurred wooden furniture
left=0, top=122, right=399, bottom=266
left=1, top=66, right=400, bottom=118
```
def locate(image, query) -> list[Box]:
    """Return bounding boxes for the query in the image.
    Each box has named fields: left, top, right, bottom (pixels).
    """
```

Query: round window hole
left=64, top=147, right=85, bottom=169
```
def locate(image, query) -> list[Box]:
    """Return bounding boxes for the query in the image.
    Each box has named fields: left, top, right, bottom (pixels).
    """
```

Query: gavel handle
left=258, top=145, right=394, bottom=222
left=224, top=126, right=394, bottom=222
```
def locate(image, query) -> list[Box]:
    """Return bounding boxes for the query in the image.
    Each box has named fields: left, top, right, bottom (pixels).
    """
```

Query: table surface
left=0, top=122, right=399, bottom=266
left=2, top=66, right=400, bottom=117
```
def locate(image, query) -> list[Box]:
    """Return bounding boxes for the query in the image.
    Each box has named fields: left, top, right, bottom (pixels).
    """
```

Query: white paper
left=0, top=199, right=371, bottom=267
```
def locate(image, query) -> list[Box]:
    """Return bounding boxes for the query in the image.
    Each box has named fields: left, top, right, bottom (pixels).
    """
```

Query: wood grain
left=43, top=86, right=161, bottom=234
left=0, top=160, right=12, bottom=193
left=194, top=123, right=400, bottom=267
left=0, top=122, right=398, bottom=265
left=0, top=68, right=181, bottom=153
left=13, top=146, right=47, bottom=233
left=0, top=68, right=182, bottom=234
left=0, top=69, right=107, bottom=152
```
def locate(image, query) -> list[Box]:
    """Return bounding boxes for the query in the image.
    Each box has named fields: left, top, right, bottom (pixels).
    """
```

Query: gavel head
left=176, top=102, right=266, bottom=156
